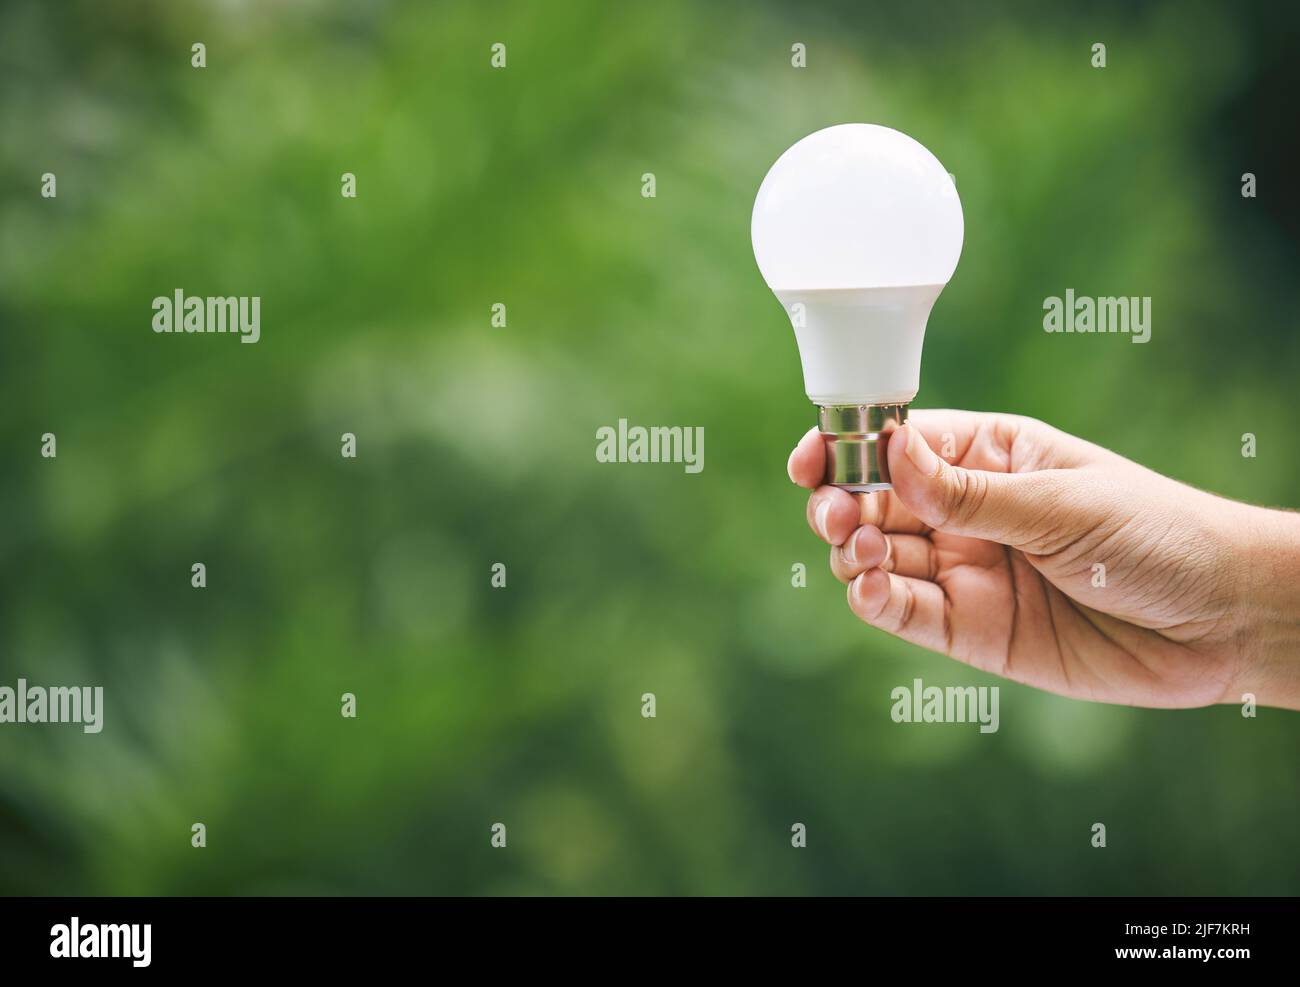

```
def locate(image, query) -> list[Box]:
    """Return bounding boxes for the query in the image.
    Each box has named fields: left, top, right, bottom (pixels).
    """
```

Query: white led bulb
left=752, top=123, right=964, bottom=489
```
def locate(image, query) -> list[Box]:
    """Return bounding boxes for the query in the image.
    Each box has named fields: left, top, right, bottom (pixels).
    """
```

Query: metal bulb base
left=818, top=402, right=909, bottom=492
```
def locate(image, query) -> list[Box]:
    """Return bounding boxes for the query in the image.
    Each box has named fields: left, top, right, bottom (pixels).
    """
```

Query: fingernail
left=849, top=571, right=867, bottom=605
left=786, top=447, right=798, bottom=483
left=814, top=498, right=831, bottom=540
left=904, top=424, right=941, bottom=476
left=843, top=529, right=859, bottom=564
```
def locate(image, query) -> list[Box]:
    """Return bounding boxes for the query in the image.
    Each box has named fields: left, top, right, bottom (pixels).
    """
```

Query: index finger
left=905, top=409, right=1097, bottom=472
left=787, top=427, right=825, bottom=489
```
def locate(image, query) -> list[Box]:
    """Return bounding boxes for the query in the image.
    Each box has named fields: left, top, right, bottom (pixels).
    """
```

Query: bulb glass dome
left=751, top=123, right=964, bottom=488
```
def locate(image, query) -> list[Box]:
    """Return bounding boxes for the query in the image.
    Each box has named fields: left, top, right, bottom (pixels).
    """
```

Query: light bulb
left=752, top=123, right=963, bottom=490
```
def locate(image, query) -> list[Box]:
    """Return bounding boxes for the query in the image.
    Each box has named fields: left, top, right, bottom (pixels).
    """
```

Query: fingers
left=787, top=427, right=825, bottom=488
left=829, top=526, right=888, bottom=582
left=856, top=488, right=931, bottom=536
left=790, top=409, right=1099, bottom=496
left=805, top=485, right=860, bottom=545
left=796, top=413, right=1108, bottom=555
left=897, top=410, right=1001, bottom=471
left=830, top=528, right=938, bottom=584
left=903, top=409, right=1099, bottom=473
left=887, top=423, right=1094, bottom=554
left=806, top=484, right=932, bottom=547
left=848, top=568, right=950, bottom=655
left=806, top=474, right=931, bottom=549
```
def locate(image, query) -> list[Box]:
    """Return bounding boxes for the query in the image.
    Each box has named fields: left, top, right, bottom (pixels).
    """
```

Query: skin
left=789, top=410, right=1300, bottom=710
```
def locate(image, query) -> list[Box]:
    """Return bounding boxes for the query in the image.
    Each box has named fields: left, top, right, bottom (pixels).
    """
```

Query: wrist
left=1231, top=505, right=1300, bottom=710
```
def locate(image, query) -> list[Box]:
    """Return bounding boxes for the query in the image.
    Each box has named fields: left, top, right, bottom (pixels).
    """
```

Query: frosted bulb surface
left=751, top=123, right=963, bottom=405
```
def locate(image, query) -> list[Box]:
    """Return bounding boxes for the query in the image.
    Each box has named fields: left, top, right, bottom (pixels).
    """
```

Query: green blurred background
left=2, top=0, right=1297, bottom=895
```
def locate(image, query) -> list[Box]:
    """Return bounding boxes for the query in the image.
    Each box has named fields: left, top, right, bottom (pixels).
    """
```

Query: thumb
left=886, top=422, right=1086, bottom=553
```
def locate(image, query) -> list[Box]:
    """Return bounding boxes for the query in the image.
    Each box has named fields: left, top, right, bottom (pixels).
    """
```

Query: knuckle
left=894, top=578, right=917, bottom=629
left=942, top=465, right=989, bottom=527
left=829, top=545, right=851, bottom=583
left=879, top=534, right=895, bottom=573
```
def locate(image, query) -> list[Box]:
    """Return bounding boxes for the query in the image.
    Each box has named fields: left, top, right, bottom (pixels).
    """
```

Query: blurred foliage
left=1, top=0, right=1297, bottom=895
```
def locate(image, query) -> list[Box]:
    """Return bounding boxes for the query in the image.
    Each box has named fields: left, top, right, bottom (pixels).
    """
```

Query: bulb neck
left=818, top=402, right=909, bottom=491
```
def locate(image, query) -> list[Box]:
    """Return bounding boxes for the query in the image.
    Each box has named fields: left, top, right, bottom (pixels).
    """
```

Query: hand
left=788, top=410, right=1300, bottom=710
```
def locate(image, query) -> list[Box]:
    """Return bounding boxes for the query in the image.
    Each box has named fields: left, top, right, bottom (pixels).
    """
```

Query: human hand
left=789, top=410, right=1300, bottom=710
